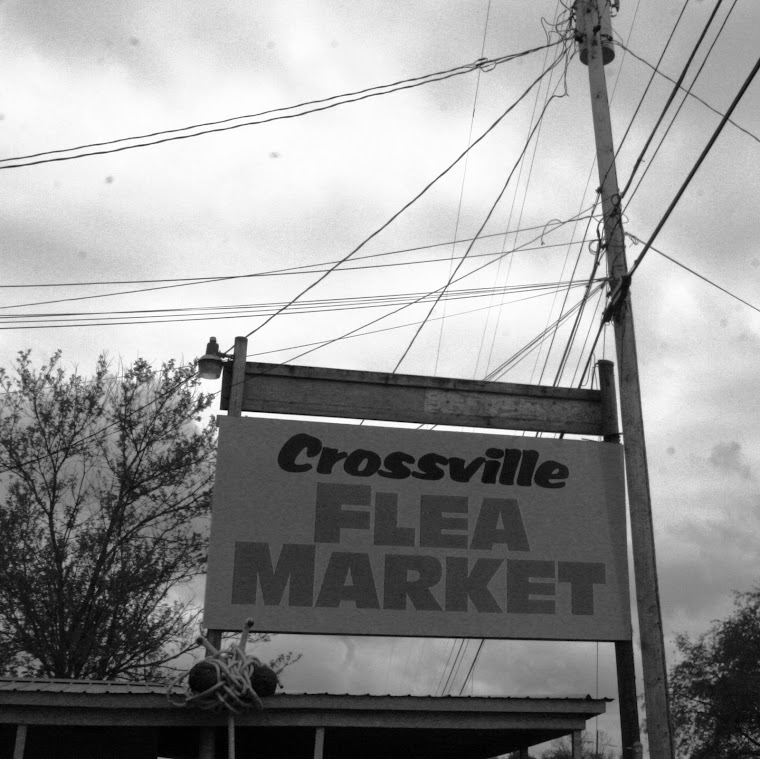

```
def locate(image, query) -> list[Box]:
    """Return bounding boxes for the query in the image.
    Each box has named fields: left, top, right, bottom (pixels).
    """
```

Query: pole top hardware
left=602, top=275, right=631, bottom=324
left=573, top=0, right=616, bottom=66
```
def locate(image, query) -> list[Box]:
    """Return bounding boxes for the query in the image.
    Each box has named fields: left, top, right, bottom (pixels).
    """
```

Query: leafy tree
left=539, top=730, right=619, bottom=759
left=670, top=588, right=760, bottom=758
left=0, top=350, right=219, bottom=680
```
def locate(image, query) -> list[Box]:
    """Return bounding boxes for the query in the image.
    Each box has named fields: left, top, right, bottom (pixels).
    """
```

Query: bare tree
left=0, top=350, right=218, bottom=680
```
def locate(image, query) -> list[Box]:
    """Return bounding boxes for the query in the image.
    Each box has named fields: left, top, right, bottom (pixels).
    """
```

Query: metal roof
left=0, top=677, right=179, bottom=695
left=0, top=678, right=610, bottom=759
left=0, top=678, right=610, bottom=701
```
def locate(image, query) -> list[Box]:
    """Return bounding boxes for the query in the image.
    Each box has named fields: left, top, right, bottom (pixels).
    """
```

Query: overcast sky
left=2, top=0, right=759, bottom=754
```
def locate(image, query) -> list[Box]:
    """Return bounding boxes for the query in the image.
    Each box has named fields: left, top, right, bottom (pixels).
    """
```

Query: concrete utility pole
left=573, top=2, right=675, bottom=758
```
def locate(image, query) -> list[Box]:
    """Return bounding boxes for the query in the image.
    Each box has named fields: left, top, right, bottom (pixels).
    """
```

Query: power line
left=434, top=640, right=460, bottom=696
left=0, top=235, right=596, bottom=313
left=484, top=282, right=607, bottom=381
left=476, top=17, right=571, bottom=378
left=391, top=48, right=574, bottom=372
left=523, top=0, right=650, bottom=390
left=624, top=0, right=739, bottom=206
left=235, top=52, right=572, bottom=351
left=1, top=238, right=577, bottom=472
left=0, top=280, right=597, bottom=329
left=628, top=53, right=760, bottom=279
left=568, top=286, right=607, bottom=388
left=457, top=640, right=485, bottom=695
left=552, top=236, right=606, bottom=386
left=612, top=0, right=692, bottom=164
left=620, top=0, right=727, bottom=199
left=0, top=44, right=561, bottom=171
left=241, top=213, right=591, bottom=372
left=616, top=42, right=760, bottom=145
left=628, top=236, right=760, bottom=315
left=0, top=218, right=597, bottom=291
left=248, top=285, right=593, bottom=360
left=433, top=0, right=494, bottom=377
left=498, top=37, right=574, bottom=386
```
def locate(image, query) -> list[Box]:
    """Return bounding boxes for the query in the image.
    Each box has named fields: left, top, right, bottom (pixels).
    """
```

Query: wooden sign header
left=221, top=362, right=609, bottom=435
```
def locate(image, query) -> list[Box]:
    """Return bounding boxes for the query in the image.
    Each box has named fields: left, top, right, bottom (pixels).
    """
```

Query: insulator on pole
left=574, top=0, right=615, bottom=65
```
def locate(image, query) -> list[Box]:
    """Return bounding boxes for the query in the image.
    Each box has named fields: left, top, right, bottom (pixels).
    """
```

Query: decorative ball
left=188, top=660, right=220, bottom=693
left=250, top=662, right=278, bottom=697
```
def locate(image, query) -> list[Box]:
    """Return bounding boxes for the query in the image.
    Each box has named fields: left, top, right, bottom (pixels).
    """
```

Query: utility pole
left=574, top=2, right=675, bottom=758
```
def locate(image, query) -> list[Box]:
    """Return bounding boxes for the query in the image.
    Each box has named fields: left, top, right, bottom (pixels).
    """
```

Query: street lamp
left=197, top=336, right=229, bottom=380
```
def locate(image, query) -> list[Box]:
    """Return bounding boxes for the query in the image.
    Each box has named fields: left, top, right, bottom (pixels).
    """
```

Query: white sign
left=204, top=417, right=631, bottom=640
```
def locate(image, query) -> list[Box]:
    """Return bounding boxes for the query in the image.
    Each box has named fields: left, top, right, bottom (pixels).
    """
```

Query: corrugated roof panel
left=0, top=678, right=181, bottom=695
left=0, top=678, right=610, bottom=700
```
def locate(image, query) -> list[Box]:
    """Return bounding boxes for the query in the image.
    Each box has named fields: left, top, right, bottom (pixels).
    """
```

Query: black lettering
left=374, top=491, right=415, bottom=547
left=506, top=559, right=555, bottom=614
left=383, top=554, right=443, bottom=611
left=499, top=449, right=522, bottom=485
left=481, top=448, right=504, bottom=484
left=314, top=483, right=371, bottom=543
left=412, top=452, right=448, bottom=481
left=517, top=450, right=539, bottom=486
left=316, top=447, right=348, bottom=475
left=558, top=561, right=606, bottom=615
left=534, top=460, right=569, bottom=488
left=232, top=542, right=315, bottom=607
left=378, top=450, right=415, bottom=480
left=419, top=495, right=468, bottom=548
left=470, top=498, right=530, bottom=551
left=445, top=557, right=503, bottom=612
left=277, top=433, right=321, bottom=473
left=316, top=552, right=380, bottom=608
left=344, top=449, right=381, bottom=477
left=448, top=456, right=485, bottom=483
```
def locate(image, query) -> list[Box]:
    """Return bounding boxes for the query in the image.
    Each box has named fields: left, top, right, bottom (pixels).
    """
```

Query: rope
left=168, top=620, right=276, bottom=714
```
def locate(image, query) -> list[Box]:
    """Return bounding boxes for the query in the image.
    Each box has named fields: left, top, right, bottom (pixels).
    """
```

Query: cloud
left=708, top=441, right=753, bottom=480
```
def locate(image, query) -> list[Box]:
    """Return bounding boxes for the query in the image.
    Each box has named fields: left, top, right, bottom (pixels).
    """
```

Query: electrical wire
left=628, top=53, right=760, bottom=279
left=433, top=0, right=494, bottom=378
left=628, top=236, right=760, bottom=315
left=439, top=639, right=470, bottom=696
left=234, top=54, right=571, bottom=352
left=568, top=286, right=607, bottom=387
left=247, top=284, right=595, bottom=360
left=390, top=47, right=574, bottom=372
left=551, top=0, right=719, bottom=395
left=517, top=0, right=647, bottom=393
left=620, top=0, right=727, bottom=199
left=0, top=234, right=597, bottom=314
left=0, top=43, right=562, bottom=171
left=0, top=217, right=597, bottom=290
left=457, top=640, right=485, bottom=696
left=434, top=640, right=460, bottom=697
left=552, top=238, right=606, bottom=386
left=624, top=0, right=740, bottom=205
left=612, top=0, right=692, bottom=170
left=615, top=41, right=760, bottom=145
left=0, top=273, right=588, bottom=470
left=0, top=280, right=596, bottom=329
left=484, top=281, right=606, bottom=381
left=480, top=24, right=572, bottom=381
left=239, top=216, right=595, bottom=380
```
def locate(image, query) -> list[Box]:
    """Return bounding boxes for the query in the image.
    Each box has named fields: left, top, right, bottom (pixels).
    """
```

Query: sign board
left=204, top=416, right=631, bottom=641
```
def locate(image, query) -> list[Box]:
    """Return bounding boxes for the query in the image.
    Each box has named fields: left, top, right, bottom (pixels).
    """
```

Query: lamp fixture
left=198, top=336, right=229, bottom=380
